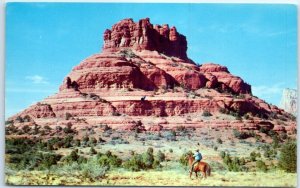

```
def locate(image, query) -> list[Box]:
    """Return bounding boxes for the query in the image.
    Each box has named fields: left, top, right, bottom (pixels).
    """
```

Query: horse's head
left=186, top=153, right=194, bottom=161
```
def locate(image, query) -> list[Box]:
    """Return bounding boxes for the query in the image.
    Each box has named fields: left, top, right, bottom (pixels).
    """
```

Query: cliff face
left=280, top=88, right=297, bottom=116
left=7, top=18, right=296, bottom=134
left=103, top=18, right=187, bottom=59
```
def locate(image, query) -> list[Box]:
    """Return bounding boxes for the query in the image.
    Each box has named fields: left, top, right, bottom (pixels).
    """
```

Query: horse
left=187, top=154, right=211, bottom=179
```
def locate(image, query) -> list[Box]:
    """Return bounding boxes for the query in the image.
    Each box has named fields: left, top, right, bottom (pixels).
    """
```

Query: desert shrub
left=240, top=157, right=246, bottom=165
left=23, top=115, right=31, bottom=122
left=123, top=147, right=161, bottom=171
left=219, top=108, right=229, bottom=114
left=261, top=144, right=277, bottom=159
left=6, top=138, right=39, bottom=154
left=96, top=151, right=122, bottom=169
left=256, top=160, right=267, bottom=172
left=156, top=150, right=166, bottom=162
left=179, top=151, right=193, bottom=166
left=112, top=111, right=121, bottom=116
left=74, top=139, right=81, bottom=147
left=90, top=146, right=97, bottom=155
left=176, top=126, right=187, bottom=132
left=119, top=49, right=137, bottom=58
left=6, top=137, right=62, bottom=170
left=229, top=111, right=239, bottom=117
left=271, top=134, right=280, bottom=148
left=214, top=146, right=218, bottom=151
left=98, top=124, right=111, bottom=131
left=233, top=129, right=253, bottom=139
left=63, top=122, right=74, bottom=134
left=44, top=125, right=52, bottom=132
left=22, top=125, right=31, bottom=134
left=123, top=154, right=145, bottom=171
left=220, top=152, right=249, bottom=172
left=6, top=124, right=18, bottom=135
left=146, top=134, right=160, bottom=141
left=250, top=151, right=260, bottom=162
left=62, top=135, right=73, bottom=148
left=65, top=112, right=72, bottom=120
left=259, top=127, right=268, bottom=134
left=5, top=120, right=14, bottom=125
left=165, top=131, right=176, bottom=141
left=63, top=149, right=80, bottom=163
left=142, top=148, right=155, bottom=169
left=243, top=114, right=250, bottom=119
left=82, top=135, right=90, bottom=145
left=202, top=110, right=212, bottom=117
left=220, top=151, right=226, bottom=159
left=280, top=132, right=288, bottom=140
left=217, top=138, right=223, bottom=144
left=278, top=141, right=296, bottom=173
left=80, top=158, right=108, bottom=180
left=55, top=125, right=63, bottom=132
left=34, top=152, right=62, bottom=170
left=15, top=116, right=24, bottom=123
left=98, top=137, right=106, bottom=143
left=88, top=137, right=98, bottom=147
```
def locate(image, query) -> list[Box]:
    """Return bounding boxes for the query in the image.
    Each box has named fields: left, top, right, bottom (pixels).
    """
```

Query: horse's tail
left=206, top=164, right=211, bottom=176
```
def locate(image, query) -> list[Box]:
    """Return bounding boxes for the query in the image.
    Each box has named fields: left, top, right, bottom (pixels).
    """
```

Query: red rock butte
left=8, top=18, right=296, bottom=134
left=103, top=18, right=188, bottom=60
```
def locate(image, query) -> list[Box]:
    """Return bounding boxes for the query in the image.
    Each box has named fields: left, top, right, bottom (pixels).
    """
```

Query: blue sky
left=5, top=3, right=297, bottom=118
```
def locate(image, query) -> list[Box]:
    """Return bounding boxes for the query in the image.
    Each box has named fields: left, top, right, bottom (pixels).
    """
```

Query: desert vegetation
left=5, top=122, right=297, bottom=186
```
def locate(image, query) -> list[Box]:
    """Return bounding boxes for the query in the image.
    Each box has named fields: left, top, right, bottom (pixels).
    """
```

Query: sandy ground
left=6, top=169, right=297, bottom=187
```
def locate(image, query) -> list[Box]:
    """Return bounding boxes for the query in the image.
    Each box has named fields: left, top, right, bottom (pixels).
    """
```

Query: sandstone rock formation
left=103, top=18, right=187, bottom=60
left=7, top=18, right=296, bottom=134
left=280, top=88, right=297, bottom=116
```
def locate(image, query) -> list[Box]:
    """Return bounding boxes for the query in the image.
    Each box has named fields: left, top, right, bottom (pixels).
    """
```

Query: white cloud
left=25, top=75, right=48, bottom=84
left=252, top=83, right=284, bottom=96
left=252, top=83, right=286, bottom=105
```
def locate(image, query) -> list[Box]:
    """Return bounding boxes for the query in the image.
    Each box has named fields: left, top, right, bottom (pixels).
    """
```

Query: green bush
left=63, top=149, right=80, bottom=163
left=22, top=125, right=31, bottom=133
left=156, top=150, right=166, bottom=162
left=80, top=158, right=108, bottom=180
left=250, top=151, right=258, bottom=162
left=179, top=151, right=193, bottom=166
left=202, top=110, right=212, bottom=117
left=256, top=160, right=267, bottom=172
left=90, top=146, right=97, bottom=155
left=220, top=151, right=226, bottom=159
left=233, top=129, right=254, bottom=139
left=62, top=135, right=73, bottom=148
left=96, top=151, right=122, bottom=169
left=123, top=154, right=145, bottom=171
left=221, top=152, right=246, bottom=172
left=123, top=147, right=162, bottom=171
left=63, top=123, right=74, bottom=134
left=278, top=141, right=296, bottom=173
left=65, top=112, right=72, bottom=120
left=217, top=138, right=223, bottom=144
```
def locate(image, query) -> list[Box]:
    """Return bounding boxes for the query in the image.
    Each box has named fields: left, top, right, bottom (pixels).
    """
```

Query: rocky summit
left=7, top=18, right=296, bottom=134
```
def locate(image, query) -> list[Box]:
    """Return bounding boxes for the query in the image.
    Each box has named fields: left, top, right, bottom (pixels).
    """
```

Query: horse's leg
left=195, top=171, right=198, bottom=178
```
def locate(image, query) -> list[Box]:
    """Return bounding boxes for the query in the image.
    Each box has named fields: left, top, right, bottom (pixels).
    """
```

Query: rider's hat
left=195, top=149, right=199, bottom=152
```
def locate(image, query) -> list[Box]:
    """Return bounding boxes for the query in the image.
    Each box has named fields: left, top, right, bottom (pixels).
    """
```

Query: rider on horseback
left=190, top=149, right=202, bottom=172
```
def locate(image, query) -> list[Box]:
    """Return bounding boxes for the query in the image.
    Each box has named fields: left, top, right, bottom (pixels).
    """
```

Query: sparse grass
left=6, top=169, right=296, bottom=186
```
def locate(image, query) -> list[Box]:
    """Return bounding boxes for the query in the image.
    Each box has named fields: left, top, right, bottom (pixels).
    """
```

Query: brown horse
left=187, top=154, right=211, bottom=179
